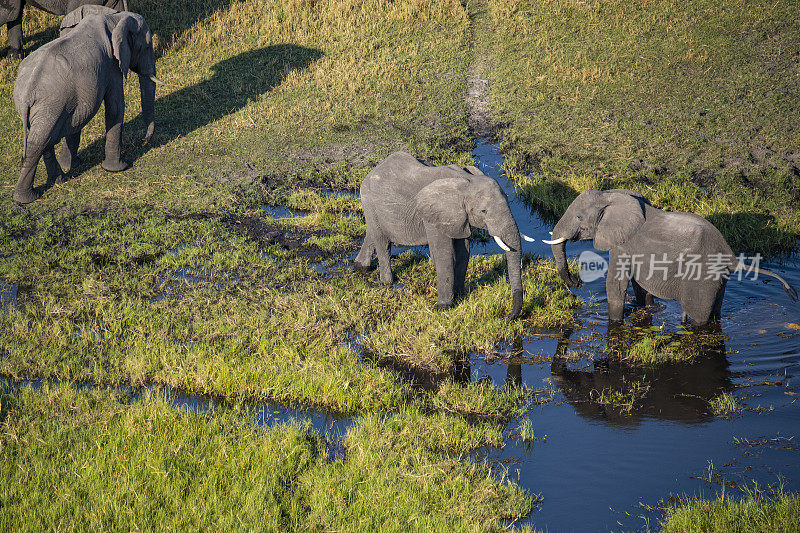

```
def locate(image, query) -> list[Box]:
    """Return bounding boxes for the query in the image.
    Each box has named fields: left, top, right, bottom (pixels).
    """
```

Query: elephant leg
left=428, top=234, right=456, bottom=309
left=354, top=237, right=375, bottom=273
left=606, top=251, right=630, bottom=321
left=6, top=13, right=24, bottom=58
left=374, top=234, right=393, bottom=285
left=42, top=146, right=65, bottom=185
left=453, top=237, right=470, bottom=298
left=13, top=143, right=45, bottom=204
left=57, top=131, right=82, bottom=173
left=101, top=90, right=129, bottom=172
left=631, top=278, right=654, bottom=306
left=711, top=280, right=727, bottom=322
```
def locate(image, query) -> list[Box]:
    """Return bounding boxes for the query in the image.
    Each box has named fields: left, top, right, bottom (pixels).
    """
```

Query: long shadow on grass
left=56, top=44, right=322, bottom=191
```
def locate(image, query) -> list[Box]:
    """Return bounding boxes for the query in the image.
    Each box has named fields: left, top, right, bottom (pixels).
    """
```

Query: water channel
left=2, top=140, right=798, bottom=530
left=469, top=139, right=800, bottom=531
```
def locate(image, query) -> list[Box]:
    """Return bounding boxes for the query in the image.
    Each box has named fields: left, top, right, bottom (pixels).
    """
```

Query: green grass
left=485, top=0, right=800, bottom=253
left=0, top=0, right=580, bottom=415
left=709, top=391, right=740, bottom=416
left=661, top=489, right=800, bottom=532
left=0, top=384, right=533, bottom=531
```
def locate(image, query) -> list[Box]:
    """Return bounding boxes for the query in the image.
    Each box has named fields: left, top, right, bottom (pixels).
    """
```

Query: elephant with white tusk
left=12, top=8, right=161, bottom=204
left=354, top=151, right=534, bottom=319
left=547, top=189, right=798, bottom=325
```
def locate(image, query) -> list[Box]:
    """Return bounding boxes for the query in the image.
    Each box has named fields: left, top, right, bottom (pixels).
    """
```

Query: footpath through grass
left=486, top=0, right=800, bottom=254
left=0, top=1, right=576, bottom=527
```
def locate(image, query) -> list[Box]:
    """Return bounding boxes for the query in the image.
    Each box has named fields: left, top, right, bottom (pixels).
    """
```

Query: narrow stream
left=470, top=139, right=800, bottom=531
left=2, top=142, right=798, bottom=530
left=0, top=377, right=353, bottom=459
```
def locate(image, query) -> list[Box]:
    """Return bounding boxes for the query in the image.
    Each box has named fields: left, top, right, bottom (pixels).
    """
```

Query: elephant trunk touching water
left=355, top=152, right=530, bottom=319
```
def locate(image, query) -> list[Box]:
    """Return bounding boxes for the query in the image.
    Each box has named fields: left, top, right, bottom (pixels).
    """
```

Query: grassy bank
left=661, top=490, right=800, bottom=532
left=485, top=0, right=800, bottom=253
left=0, top=0, right=579, bottom=413
left=0, top=385, right=533, bottom=531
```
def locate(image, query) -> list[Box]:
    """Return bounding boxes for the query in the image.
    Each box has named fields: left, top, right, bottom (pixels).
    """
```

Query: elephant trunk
left=139, top=74, right=156, bottom=145
left=549, top=217, right=581, bottom=288
left=489, top=221, right=523, bottom=320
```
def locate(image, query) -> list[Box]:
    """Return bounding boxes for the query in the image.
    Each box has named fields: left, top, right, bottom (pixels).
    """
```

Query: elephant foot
left=47, top=174, right=66, bottom=186
left=57, top=154, right=82, bottom=173
left=435, top=301, right=453, bottom=311
left=101, top=158, right=129, bottom=173
left=13, top=187, right=41, bottom=205
left=353, top=263, right=372, bottom=275
left=7, top=48, right=25, bottom=60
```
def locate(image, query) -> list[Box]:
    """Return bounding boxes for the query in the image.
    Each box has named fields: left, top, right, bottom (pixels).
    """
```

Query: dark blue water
left=469, top=140, right=800, bottom=531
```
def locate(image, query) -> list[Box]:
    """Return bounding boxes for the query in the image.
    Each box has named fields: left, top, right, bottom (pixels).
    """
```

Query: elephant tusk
left=493, top=235, right=512, bottom=252
left=542, top=237, right=567, bottom=245
left=150, top=75, right=166, bottom=86
left=521, top=233, right=536, bottom=242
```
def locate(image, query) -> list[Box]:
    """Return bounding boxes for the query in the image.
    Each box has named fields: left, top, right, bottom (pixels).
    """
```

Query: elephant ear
left=111, top=13, right=143, bottom=78
left=61, top=6, right=120, bottom=36
left=415, top=177, right=471, bottom=239
left=593, top=192, right=646, bottom=251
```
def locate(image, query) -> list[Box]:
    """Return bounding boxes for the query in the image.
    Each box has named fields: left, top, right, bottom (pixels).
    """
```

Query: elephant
left=1, top=0, right=127, bottom=58
left=544, top=189, right=798, bottom=325
left=354, top=151, right=535, bottom=319
left=12, top=9, right=162, bottom=204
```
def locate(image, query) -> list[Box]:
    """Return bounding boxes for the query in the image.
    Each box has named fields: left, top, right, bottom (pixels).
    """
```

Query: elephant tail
left=733, top=261, right=798, bottom=302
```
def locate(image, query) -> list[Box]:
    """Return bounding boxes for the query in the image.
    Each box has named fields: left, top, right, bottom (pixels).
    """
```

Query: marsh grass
left=486, top=0, right=800, bottom=253
left=709, top=391, right=740, bottom=417
left=0, top=385, right=534, bottom=531
left=590, top=377, right=651, bottom=414
left=661, top=487, right=800, bottom=532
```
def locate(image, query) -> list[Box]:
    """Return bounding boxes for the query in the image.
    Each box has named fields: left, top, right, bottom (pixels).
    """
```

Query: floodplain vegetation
left=487, top=0, right=800, bottom=254
left=1, top=0, right=798, bottom=529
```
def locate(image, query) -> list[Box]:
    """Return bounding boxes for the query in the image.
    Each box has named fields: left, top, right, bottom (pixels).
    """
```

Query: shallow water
left=469, top=140, right=800, bottom=531
left=0, top=280, right=18, bottom=311
left=0, top=377, right=352, bottom=458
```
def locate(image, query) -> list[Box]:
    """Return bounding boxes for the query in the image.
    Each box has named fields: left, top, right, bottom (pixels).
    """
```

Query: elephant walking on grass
left=1, top=0, right=127, bottom=58
left=545, top=189, right=797, bottom=325
left=355, top=151, right=534, bottom=319
left=12, top=9, right=162, bottom=204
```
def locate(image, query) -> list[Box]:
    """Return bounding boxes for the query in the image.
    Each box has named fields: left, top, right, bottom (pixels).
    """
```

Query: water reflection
left=551, top=324, right=733, bottom=426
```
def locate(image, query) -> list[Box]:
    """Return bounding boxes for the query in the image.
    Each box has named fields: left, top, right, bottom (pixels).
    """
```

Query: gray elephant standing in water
left=355, top=151, right=534, bottom=319
left=544, top=189, right=797, bottom=325
left=12, top=9, right=162, bottom=204
left=1, top=0, right=127, bottom=58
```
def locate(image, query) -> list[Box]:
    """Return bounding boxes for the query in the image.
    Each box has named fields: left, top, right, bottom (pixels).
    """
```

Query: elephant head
left=111, top=13, right=161, bottom=144
left=415, top=169, right=527, bottom=319
left=61, top=8, right=162, bottom=145
left=544, top=189, right=650, bottom=288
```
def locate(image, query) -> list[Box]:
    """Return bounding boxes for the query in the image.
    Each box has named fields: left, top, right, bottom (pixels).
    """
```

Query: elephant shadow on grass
left=46, top=44, right=322, bottom=194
